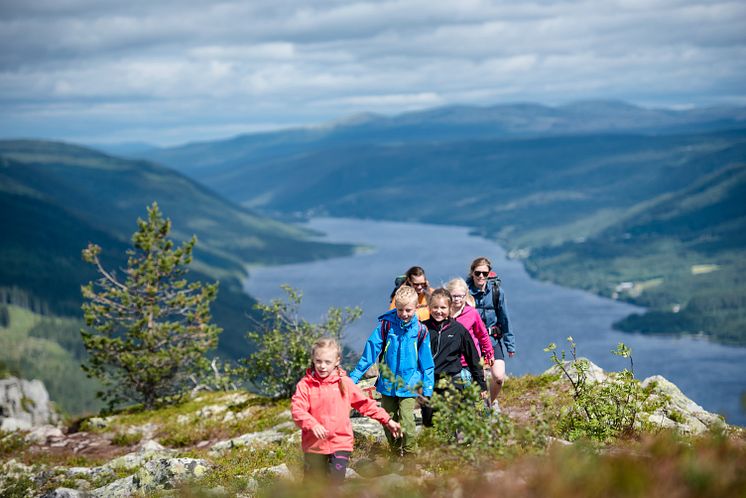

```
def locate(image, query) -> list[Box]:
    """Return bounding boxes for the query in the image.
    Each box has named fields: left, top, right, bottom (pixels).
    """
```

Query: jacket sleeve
left=461, top=329, right=487, bottom=391
left=473, top=312, right=495, bottom=360
left=498, top=291, right=515, bottom=353
left=418, top=330, right=435, bottom=397
left=349, top=322, right=385, bottom=383
left=345, top=378, right=391, bottom=425
left=290, top=380, right=321, bottom=431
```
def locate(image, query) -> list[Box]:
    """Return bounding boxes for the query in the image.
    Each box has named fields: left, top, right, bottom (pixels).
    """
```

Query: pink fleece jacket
left=455, top=304, right=494, bottom=366
left=291, top=368, right=391, bottom=454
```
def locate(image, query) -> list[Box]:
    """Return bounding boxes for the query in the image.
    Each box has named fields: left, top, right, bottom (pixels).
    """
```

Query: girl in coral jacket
left=291, top=337, right=402, bottom=483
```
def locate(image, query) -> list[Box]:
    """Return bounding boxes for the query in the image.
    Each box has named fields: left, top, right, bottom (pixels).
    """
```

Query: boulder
left=0, top=377, right=59, bottom=430
left=209, top=420, right=297, bottom=454
left=24, top=424, right=64, bottom=444
left=106, top=439, right=174, bottom=470
left=351, top=417, right=386, bottom=443
left=42, top=488, right=85, bottom=498
left=642, top=375, right=726, bottom=435
left=80, top=457, right=211, bottom=497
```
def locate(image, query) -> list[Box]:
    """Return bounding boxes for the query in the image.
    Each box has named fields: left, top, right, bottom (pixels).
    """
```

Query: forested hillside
left=0, top=140, right=354, bottom=414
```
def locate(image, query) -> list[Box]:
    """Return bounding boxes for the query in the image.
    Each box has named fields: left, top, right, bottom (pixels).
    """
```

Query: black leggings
left=303, top=451, right=351, bottom=483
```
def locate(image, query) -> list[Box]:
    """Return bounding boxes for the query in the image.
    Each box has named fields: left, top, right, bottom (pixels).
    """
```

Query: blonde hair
left=394, top=285, right=418, bottom=306
left=311, top=337, right=345, bottom=395
left=445, top=277, right=475, bottom=307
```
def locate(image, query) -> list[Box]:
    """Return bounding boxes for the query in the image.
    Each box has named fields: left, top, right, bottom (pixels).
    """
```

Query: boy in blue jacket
left=350, top=285, right=434, bottom=456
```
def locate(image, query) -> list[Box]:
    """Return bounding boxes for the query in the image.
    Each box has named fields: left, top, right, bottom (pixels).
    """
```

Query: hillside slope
left=0, top=140, right=355, bottom=393
left=526, top=163, right=746, bottom=344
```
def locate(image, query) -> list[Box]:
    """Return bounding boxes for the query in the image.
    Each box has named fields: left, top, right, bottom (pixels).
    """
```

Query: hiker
left=291, top=337, right=402, bottom=483
left=421, top=288, right=488, bottom=428
left=388, top=266, right=433, bottom=321
left=446, top=277, right=495, bottom=392
left=351, top=285, right=435, bottom=457
left=466, top=257, right=515, bottom=411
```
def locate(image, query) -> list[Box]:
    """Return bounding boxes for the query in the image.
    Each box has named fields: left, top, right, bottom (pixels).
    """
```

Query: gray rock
left=25, top=424, right=64, bottom=444
left=90, top=474, right=136, bottom=497
left=87, top=457, right=211, bottom=497
left=0, top=377, right=59, bottom=430
left=351, top=417, right=386, bottom=443
left=42, top=487, right=86, bottom=498
left=106, top=439, right=175, bottom=470
left=210, top=428, right=287, bottom=454
left=252, top=463, right=294, bottom=480
left=65, top=465, right=116, bottom=480
left=641, top=375, right=726, bottom=435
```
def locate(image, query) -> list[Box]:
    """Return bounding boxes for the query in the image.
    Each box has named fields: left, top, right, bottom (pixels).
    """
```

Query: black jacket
left=423, top=317, right=487, bottom=391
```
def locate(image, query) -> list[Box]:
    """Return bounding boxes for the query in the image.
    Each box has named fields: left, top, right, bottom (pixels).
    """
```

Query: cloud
left=0, top=0, right=744, bottom=145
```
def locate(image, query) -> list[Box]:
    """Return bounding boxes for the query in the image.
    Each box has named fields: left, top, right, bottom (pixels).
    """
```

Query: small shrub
left=242, top=286, right=361, bottom=399
left=545, top=338, right=663, bottom=443
left=428, top=379, right=515, bottom=462
left=111, top=431, right=143, bottom=446
left=0, top=431, right=29, bottom=457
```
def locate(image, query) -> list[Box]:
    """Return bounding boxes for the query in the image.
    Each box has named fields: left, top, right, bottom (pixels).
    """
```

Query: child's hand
left=480, top=391, right=489, bottom=400
left=311, top=424, right=328, bottom=440
left=386, top=419, right=402, bottom=439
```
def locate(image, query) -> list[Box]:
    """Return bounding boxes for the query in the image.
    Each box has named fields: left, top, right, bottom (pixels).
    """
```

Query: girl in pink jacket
left=291, top=337, right=401, bottom=483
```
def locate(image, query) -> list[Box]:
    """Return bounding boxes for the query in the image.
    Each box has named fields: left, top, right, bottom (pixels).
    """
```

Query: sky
left=1, top=0, right=745, bottom=146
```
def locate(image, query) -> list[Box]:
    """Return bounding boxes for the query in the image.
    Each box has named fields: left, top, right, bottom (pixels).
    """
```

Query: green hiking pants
left=381, top=395, right=417, bottom=455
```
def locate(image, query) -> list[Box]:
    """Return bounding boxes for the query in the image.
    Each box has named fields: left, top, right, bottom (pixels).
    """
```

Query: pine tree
left=81, top=203, right=221, bottom=409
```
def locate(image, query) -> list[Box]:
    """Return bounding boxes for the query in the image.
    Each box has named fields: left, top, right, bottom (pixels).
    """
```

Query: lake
left=244, top=217, right=746, bottom=426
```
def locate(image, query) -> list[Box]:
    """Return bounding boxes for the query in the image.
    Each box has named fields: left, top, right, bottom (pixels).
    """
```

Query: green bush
left=429, top=380, right=516, bottom=462
left=242, top=285, right=361, bottom=399
left=545, top=338, right=663, bottom=443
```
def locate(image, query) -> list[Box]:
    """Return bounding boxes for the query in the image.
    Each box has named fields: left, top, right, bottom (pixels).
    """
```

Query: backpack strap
left=490, top=276, right=502, bottom=314
left=489, top=276, right=503, bottom=339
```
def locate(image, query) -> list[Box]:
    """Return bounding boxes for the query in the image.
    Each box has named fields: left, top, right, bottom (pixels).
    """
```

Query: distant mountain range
left=130, top=100, right=746, bottom=345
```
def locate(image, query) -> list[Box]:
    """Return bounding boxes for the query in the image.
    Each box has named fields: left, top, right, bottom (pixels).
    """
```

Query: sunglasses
left=473, top=270, right=490, bottom=277
left=411, top=282, right=427, bottom=287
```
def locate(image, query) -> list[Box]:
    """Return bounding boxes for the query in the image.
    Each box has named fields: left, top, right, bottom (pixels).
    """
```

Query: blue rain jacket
left=349, top=309, right=434, bottom=397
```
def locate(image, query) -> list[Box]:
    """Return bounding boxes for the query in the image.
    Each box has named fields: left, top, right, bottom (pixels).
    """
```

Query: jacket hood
left=304, top=367, right=347, bottom=385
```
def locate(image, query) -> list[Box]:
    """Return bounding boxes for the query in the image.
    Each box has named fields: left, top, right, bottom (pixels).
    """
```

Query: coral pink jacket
left=291, top=368, right=391, bottom=454
left=455, top=304, right=494, bottom=366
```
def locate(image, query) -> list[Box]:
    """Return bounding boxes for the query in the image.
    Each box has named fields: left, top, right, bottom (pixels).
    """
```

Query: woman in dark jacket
left=466, top=256, right=515, bottom=412
left=421, top=288, right=487, bottom=427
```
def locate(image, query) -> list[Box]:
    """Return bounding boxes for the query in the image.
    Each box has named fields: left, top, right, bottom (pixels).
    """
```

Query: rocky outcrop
left=543, top=359, right=726, bottom=434
left=642, top=375, right=726, bottom=435
left=0, top=377, right=59, bottom=431
left=43, top=444, right=210, bottom=497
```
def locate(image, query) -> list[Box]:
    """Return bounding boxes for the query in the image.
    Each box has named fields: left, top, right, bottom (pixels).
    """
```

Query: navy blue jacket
left=467, top=276, right=515, bottom=354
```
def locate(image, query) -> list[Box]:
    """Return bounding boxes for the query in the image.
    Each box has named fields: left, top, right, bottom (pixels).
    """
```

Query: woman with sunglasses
left=467, top=257, right=515, bottom=413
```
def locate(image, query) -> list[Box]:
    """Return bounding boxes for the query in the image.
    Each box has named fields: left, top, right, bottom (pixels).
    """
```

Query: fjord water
left=244, top=217, right=746, bottom=426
